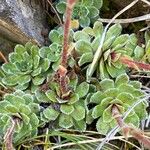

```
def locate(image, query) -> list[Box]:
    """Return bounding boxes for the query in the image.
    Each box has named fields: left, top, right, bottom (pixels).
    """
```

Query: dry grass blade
left=98, top=14, right=150, bottom=24
left=0, top=51, right=8, bottom=63
left=141, top=0, right=150, bottom=6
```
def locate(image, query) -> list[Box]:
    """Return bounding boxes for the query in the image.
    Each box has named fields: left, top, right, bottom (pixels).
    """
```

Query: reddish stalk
left=57, top=0, right=76, bottom=96
left=61, top=0, right=76, bottom=67
left=120, top=56, right=150, bottom=70
left=129, top=127, right=150, bottom=149
left=0, top=51, right=8, bottom=63
left=112, top=104, right=150, bottom=149
left=112, top=105, right=130, bottom=138
left=4, top=118, right=18, bottom=150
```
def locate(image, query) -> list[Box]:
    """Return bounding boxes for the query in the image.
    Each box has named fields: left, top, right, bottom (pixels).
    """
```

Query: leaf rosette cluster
left=87, top=74, right=148, bottom=134
left=1, top=43, right=50, bottom=92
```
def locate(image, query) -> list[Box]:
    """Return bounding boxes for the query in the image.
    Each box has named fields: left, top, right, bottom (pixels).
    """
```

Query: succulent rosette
left=36, top=74, right=89, bottom=131
left=86, top=74, right=148, bottom=134
left=74, top=21, right=138, bottom=80
left=0, top=90, right=40, bottom=144
left=56, top=0, right=103, bottom=28
left=1, top=42, right=51, bottom=92
left=39, top=27, right=75, bottom=71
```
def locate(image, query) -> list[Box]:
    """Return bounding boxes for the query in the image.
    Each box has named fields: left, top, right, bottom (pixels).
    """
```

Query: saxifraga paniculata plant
left=74, top=21, right=138, bottom=80
left=39, top=26, right=76, bottom=72
left=87, top=74, right=148, bottom=135
left=1, top=42, right=51, bottom=93
left=36, top=73, right=89, bottom=131
left=0, top=90, right=40, bottom=149
left=56, top=0, right=103, bottom=28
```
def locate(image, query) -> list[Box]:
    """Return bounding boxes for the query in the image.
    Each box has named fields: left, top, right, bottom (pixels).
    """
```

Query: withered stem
left=0, top=51, right=8, bottom=63
left=4, top=118, right=18, bottom=150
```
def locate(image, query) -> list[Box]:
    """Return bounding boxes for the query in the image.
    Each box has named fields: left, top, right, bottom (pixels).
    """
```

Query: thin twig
left=0, top=51, right=8, bottom=63
left=98, top=14, right=150, bottom=24
left=87, top=0, right=139, bottom=82
left=46, top=0, right=63, bottom=26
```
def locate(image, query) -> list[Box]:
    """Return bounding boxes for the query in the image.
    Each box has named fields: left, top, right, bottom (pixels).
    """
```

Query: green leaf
left=71, top=105, right=85, bottom=121
left=45, top=90, right=57, bottom=102
left=92, top=104, right=103, bottom=119
left=2, top=63, right=19, bottom=74
left=134, top=46, right=144, bottom=60
left=49, top=30, right=61, bottom=43
left=106, top=64, right=125, bottom=78
left=118, top=83, right=135, bottom=94
left=103, top=88, right=119, bottom=98
left=78, top=52, right=93, bottom=66
left=59, top=114, right=73, bottom=129
left=88, top=6, right=99, bottom=18
left=28, top=103, right=40, bottom=113
left=73, top=119, right=86, bottom=131
left=90, top=91, right=106, bottom=104
left=112, top=34, right=129, bottom=49
left=117, top=92, right=134, bottom=105
left=96, top=117, right=110, bottom=134
left=14, top=44, right=26, bottom=54
left=56, top=1, right=66, bottom=14
left=129, top=81, right=141, bottom=89
left=79, top=16, right=90, bottom=28
left=40, top=58, right=50, bottom=72
left=5, top=94, right=25, bottom=105
left=2, top=75, right=19, bottom=86
left=30, top=113, right=39, bottom=127
left=100, top=97, right=113, bottom=109
left=102, top=105, right=113, bottom=123
left=105, top=24, right=122, bottom=41
left=60, top=104, right=74, bottom=115
left=35, top=90, right=50, bottom=103
left=75, top=40, right=92, bottom=55
left=5, top=105, right=19, bottom=113
left=99, top=58, right=110, bottom=79
left=39, top=47, right=51, bottom=58
left=74, top=31, right=90, bottom=42
left=68, top=93, right=79, bottom=104
left=43, top=107, right=60, bottom=121
left=125, top=113, right=140, bottom=127
left=93, top=21, right=103, bottom=36
left=93, top=0, right=103, bottom=9
left=115, top=74, right=129, bottom=87
left=31, top=67, right=42, bottom=77
left=32, top=75, right=45, bottom=85
left=100, top=79, right=114, bottom=91
left=17, top=75, right=31, bottom=85
left=20, top=113, right=30, bottom=124
left=76, top=82, right=89, bottom=98
left=19, top=104, right=31, bottom=115
left=82, top=27, right=95, bottom=36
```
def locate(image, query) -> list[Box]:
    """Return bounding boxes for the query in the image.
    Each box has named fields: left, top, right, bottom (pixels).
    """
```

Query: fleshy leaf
left=59, top=114, right=73, bottom=129
left=100, top=79, right=114, bottom=91
left=76, top=82, right=89, bottom=98
left=43, top=107, right=60, bottom=121
left=60, top=104, right=74, bottom=115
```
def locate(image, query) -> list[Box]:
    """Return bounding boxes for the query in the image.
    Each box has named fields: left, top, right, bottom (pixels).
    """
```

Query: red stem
left=120, top=56, right=150, bottom=70
left=61, top=0, right=76, bottom=67
left=130, top=127, right=150, bottom=149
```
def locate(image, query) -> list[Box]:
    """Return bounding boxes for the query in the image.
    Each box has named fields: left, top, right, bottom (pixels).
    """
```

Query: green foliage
left=0, top=90, right=40, bottom=143
left=89, top=74, right=148, bottom=134
left=1, top=42, right=50, bottom=93
left=36, top=75, right=89, bottom=131
left=56, top=0, right=103, bottom=28
left=74, top=21, right=136, bottom=80
left=40, top=27, right=75, bottom=71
